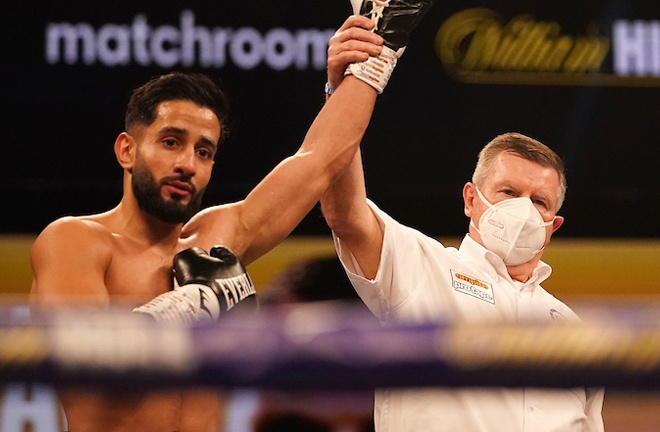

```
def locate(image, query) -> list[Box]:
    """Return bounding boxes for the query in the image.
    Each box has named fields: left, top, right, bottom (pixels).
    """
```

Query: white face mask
left=471, top=186, right=555, bottom=266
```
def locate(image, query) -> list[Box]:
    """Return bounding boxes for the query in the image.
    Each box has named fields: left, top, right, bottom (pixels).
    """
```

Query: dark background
left=1, top=1, right=658, bottom=238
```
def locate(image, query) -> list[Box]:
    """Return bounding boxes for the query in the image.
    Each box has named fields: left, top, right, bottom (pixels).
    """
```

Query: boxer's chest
left=104, top=241, right=176, bottom=304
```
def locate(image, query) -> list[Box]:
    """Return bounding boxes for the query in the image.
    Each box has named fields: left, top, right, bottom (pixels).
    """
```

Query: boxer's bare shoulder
left=30, top=216, right=114, bottom=302
left=179, top=203, right=241, bottom=253
left=30, top=212, right=175, bottom=305
left=33, top=215, right=114, bottom=258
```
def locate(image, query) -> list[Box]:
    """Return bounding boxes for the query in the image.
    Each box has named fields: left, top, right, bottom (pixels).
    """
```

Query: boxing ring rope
left=1, top=302, right=659, bottom=390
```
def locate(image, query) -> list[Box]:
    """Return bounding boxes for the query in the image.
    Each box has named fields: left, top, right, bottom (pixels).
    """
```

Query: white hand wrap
left=132, top=284, right=221, bottom=325
left=345, top=45, right=398, bottom=94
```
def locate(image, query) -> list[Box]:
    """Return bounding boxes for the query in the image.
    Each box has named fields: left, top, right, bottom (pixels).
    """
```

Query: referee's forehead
left=485, top=153, right=560, bottom=193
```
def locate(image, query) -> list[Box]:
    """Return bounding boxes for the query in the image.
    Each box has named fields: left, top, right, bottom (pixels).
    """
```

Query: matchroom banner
left=1, top=1, right=659, bottom=238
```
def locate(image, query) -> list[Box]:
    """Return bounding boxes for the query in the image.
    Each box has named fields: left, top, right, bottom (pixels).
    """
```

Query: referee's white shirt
left=334, top=200, right=605, bottom=432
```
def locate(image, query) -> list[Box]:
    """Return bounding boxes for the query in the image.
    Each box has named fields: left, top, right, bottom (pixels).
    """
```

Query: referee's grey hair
left=472, top=132, right=567, bottom=210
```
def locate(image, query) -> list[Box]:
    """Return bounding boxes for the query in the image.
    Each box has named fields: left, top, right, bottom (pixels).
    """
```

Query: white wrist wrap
left=133, top=284, right=220, bottom=325
left=345, top=45, right=398, bottom=94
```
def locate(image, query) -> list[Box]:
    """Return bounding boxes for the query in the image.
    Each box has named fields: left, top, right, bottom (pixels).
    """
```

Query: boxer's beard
left=132, top=162, right=205, bottom=224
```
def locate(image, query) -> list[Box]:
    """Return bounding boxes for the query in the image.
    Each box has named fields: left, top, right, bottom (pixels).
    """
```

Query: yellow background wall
left=2, top=234, right=658, bottom=301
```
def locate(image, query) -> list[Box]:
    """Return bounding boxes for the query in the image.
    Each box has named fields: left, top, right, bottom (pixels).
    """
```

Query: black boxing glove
left=345, top=0, right=436, bottom=93
left=175, top=246, right=258, bottom=317
left=352, top=0, right=436, bottom=54
left=134, top=246, right=258, bottom=324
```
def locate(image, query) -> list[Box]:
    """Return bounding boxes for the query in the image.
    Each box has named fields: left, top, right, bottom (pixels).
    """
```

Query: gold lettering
left=455, top=273, right=488, bottom=290
left=436, top=8, right=612, bottom=85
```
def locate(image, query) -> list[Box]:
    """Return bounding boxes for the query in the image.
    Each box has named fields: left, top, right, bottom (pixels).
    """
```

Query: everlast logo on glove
left=133, top=244, right=258, bottom=324
left=212, top=272, right=256, bottom=311
left=174, top=246, right=259, bottom=320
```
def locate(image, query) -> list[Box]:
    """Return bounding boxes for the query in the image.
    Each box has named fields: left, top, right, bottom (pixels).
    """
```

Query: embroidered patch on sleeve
left=450, top=269, right=495, bottom=304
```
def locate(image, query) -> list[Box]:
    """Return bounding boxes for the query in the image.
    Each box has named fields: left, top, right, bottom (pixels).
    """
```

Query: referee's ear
left=551, top=216, right=565, bottom=233
left=462, top=182, right=477, bottom=218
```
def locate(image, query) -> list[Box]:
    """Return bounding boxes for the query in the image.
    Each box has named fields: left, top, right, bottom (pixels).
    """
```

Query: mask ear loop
left=539, top=217, right=556, bottom=228
left=474, top=186, right=494, bottom=209
left=532, top=216, right=557, bottom=256
left=470, top=186, right=492, bottom=241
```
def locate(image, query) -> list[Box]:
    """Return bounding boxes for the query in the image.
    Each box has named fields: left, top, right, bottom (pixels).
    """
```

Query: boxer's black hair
left=125, top=72, right=231, bottom=144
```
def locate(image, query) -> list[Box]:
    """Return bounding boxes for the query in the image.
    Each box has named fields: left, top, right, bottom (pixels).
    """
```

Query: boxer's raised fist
left=351, top=0, right=436, bottom=54
left=345, top=0, right=436, bottom=93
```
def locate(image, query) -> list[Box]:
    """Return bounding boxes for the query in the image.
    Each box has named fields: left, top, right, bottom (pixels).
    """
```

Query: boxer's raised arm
left=180, top=16, right=384, bottom=264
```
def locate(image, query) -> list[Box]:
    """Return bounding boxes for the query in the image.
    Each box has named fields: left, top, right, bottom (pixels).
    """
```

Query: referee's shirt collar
left=458, top=234, right=552, bottom=289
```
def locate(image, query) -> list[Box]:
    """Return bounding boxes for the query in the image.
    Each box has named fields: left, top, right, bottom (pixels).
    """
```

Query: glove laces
left=367, top=0, right=391, bottom=28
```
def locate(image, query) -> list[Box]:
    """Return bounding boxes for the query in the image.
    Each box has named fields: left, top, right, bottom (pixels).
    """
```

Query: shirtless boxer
left=29, top=2, right=433, bottom=430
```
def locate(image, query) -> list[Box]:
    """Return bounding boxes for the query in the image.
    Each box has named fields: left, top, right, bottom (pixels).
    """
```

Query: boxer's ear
left=115, top=132, right=136, bottom=170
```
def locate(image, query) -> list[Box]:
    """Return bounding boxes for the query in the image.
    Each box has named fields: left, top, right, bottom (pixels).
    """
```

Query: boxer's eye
left=163, top=139, right=178, bottom=148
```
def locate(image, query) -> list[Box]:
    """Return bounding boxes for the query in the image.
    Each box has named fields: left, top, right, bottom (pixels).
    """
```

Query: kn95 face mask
left=470, top=186, right=555, bottom=266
